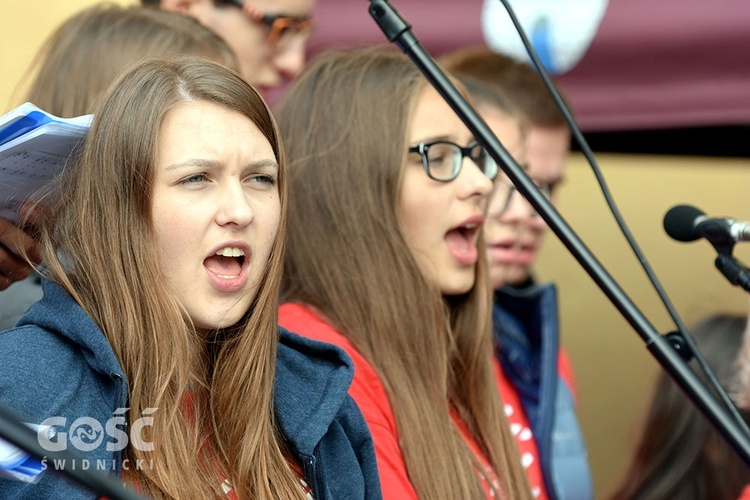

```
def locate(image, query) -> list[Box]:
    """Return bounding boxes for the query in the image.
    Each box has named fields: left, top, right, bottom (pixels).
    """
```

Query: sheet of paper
left=0, top=111, right=91, bottom=223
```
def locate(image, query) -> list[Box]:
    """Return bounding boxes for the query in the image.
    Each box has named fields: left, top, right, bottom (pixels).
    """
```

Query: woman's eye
left=428, top=153, right=448, bottom=164
left=248, top=174, right=277, bottom=186
left=179, top=173, right=207, bottom=185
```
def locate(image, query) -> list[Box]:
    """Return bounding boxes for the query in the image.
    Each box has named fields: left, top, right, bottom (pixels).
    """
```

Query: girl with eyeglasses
left=276, top=47, right=534, bottom=500
left=443, top=52, right=594, bottom=500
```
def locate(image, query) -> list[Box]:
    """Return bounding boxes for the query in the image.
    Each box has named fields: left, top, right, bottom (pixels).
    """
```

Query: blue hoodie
left=0, top=280, right=381, bottom=499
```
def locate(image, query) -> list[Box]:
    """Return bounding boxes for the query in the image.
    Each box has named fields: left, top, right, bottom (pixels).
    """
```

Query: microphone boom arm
left=715, top=254, right=750, bottom=293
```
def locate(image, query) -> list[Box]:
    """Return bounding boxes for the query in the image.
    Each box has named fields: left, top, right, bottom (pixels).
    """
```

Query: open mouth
left=494, top=240, right=515, bottom=251
left=446, top=222, right=480, bottom=252
left=487, top=238, right=538, bottom=266
left=445, top=221, right=482, bottom=266
left=204, top=247, right=246, bottom=279
left=490, top=237, right=537, bottom=252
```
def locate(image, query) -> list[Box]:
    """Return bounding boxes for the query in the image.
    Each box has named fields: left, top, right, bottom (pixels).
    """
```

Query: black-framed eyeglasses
left=220, top=0, right=314, bottom=45
left=408, top=140, right=498, bottom=182
left=487, top=176, right=552, bottom=217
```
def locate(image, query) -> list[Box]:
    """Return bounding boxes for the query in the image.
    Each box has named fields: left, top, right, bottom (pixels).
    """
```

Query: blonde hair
left=36, top=56, right=302, bottom=499
left=20, top=3, right=237, bottom=117
left=278, top=47, right=532, bottom=500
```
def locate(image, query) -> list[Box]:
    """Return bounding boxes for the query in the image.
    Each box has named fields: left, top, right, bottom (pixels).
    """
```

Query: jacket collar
left=21, top=282, right=355, bottom=457
left=274, top=327, right=354, bottom=456
left=17, top=280, right=124, bottom=379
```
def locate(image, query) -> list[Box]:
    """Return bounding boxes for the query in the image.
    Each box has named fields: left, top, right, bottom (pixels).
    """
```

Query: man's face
left=485, top=122, right=570, bottom=289
left=525, top=125, right=570, bottom=202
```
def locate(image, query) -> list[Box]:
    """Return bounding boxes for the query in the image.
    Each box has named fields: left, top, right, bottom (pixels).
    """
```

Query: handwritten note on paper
left=0, top=105, right=91, bottom=223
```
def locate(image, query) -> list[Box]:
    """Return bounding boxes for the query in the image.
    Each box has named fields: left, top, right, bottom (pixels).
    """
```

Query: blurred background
left=3, top=1, right=750, bottom=497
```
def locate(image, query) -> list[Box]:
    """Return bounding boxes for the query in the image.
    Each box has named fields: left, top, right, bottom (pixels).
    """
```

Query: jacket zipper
left=301, top=444, right=327, bottom=500
left=112, top=372, right=125, bottom=474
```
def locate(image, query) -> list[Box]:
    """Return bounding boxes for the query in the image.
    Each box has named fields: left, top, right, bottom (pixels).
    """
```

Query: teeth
left=464, top=223, right=478, bottom=229
left=215, top=247, right=244, bottom=257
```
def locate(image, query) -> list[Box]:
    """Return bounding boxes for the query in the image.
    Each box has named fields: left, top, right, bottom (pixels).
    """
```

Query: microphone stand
left=366, top=0, right=750, bottom=465
left=710, top=239, right=750, bottom=293
left=0, top=404, right=145, bottom=500
left=715, top=255, right=750, bottom=293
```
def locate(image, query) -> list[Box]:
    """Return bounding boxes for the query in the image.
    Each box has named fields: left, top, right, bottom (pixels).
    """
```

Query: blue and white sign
left=481, top=0, right=609, bottom=75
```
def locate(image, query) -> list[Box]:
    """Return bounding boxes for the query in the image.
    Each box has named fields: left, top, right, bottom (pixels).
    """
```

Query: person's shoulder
left=0, top=324, right=82, bottom=375
left=0, top=322, right=116, bottom=421
left=275, top=326, right=361, bottom=460
left=279, top=302, right=382, bottom=386
left=280, top=302, right=350, bottom=345
left=0, top=326, right=121, bottom=496
left=319, top=392, right=384, bottom=500
left=278, top=302, right=392, bottom=418
left=278, top=303, right=341, bottom=341
left=0, top=325, right=87, bottom=397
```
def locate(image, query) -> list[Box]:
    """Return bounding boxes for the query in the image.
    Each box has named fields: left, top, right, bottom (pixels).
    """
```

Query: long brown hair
left=19, top=3, right=237, bottom=117
left=277, top=47, right=532, bottom=499
left=611, top=313, right=750, bottom=500
left=35, top=57, right=303, bottom=499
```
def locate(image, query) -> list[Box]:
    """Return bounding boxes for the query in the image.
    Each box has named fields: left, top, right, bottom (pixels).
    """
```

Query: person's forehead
left=410, top=87, right=473, bottom=144
left=252, top=0, right=315, bottom=17
left=526, top=126, right=569, bottom=174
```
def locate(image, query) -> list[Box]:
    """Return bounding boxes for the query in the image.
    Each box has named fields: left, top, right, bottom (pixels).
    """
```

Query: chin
left=489, top=267, right=506, bottom=290
left=192, top=312, right=246, bottom=333
left=440, top=275, right=475, bottom=296
left=505, top=268, right=531, bottom=286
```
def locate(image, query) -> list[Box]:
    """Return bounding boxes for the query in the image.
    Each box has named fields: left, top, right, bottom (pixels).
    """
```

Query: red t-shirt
left=494, top=359, right=547, bottom=499
left=280, top=302, right=506, bottom=500
left=451, top=408, right=503, bottom=498
left=493, top=349, right=578, bottom=499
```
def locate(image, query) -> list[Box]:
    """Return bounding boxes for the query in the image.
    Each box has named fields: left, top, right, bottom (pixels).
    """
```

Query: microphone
left=663, top=205, right=750, bottom=244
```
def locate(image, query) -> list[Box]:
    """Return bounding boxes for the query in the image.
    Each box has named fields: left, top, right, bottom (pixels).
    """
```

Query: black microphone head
left=663, top=204, right=705, bottom=242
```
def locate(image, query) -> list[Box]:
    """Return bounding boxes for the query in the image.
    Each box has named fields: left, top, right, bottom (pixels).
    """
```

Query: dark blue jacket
left=0, top=280, right=381, bottom=499
left=493, top=281, right=593, bottom=500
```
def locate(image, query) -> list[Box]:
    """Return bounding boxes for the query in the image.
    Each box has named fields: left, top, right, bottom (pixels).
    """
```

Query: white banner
left=482, top=0, right=609, bottom=75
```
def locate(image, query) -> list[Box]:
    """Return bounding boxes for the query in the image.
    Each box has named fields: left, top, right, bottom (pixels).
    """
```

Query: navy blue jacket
left=0, top=280, right=381, bottom=499
left=494, top=281, right=593, bottom=500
